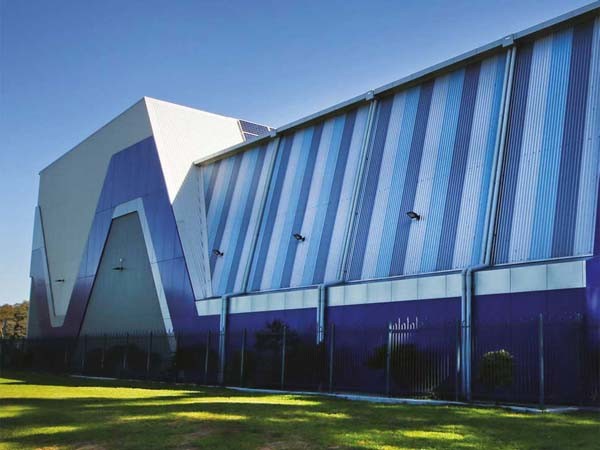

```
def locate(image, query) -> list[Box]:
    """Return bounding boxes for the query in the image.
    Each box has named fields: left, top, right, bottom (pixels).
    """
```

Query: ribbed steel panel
left=347, top=52, right=507, bottom=281
left=247, top=105, right=370, bottom=291
left=201, top=140, right=277, bottom=297
left=493, top=17, right=600, bottom=264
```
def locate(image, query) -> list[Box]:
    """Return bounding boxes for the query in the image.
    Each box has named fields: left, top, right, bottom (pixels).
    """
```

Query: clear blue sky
left=0, top=0, right=592, bottom=305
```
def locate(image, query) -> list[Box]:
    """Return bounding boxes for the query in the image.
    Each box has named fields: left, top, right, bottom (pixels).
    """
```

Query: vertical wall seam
left=241, top=137, right=282, bottom=293
left=484, top=47, right=517, bottom=265
left=338, top=99, right=378, bottom=281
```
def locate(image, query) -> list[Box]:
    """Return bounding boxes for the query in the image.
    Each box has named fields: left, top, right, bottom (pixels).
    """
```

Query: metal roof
left=194, top=1, right=600, bottom=166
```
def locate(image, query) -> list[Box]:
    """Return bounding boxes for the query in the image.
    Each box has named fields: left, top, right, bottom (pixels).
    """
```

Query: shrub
left=479, top=349, right=514, bottom=391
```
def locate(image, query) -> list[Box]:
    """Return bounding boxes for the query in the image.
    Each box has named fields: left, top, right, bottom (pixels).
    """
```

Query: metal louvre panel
left=248, top=106, right=370, bottom=291
left=348, top=53, right=507, bottom=281
left=494, top=17, right=599, bottom=264
left=201, top=141, right=275, bottom=296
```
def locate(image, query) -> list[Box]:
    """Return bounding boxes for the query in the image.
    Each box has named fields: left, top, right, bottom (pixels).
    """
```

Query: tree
left=0, top=301, right=29, bottom=338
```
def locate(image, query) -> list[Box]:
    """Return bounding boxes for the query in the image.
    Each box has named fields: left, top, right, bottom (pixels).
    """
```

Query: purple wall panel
left=326, top=299, right=460, bottom=395
left=193, top=315, right=220, bottom=333
left=327, top=297, right=461, bottom=330
left=227, top=308, right=316, bottom=335
left=472, top=289, right=587, bottom=404
left=586, top=257, right=600, bottom=325
left=473, top=288, right=586, bottom=324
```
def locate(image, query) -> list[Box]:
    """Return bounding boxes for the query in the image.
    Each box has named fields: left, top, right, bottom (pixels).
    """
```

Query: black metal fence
left=1, top=316, right=598, bottom=406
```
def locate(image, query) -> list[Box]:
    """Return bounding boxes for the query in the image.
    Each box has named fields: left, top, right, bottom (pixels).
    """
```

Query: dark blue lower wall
left=327, top=297, right=461, bottom=330
left=473, top=288, right=587, bottom=325
left=473, top=288, right=590, bottom=404
left=227, top=308, right=317, bottom=334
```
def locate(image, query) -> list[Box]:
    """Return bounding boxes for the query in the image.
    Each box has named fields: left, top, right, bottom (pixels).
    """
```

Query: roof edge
left=194, top=1, right=600, bottom=166
left=39, top=97, right=150, bottom=175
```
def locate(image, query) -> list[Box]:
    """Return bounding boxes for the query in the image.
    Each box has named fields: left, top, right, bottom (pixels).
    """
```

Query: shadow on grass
left=1, top=371, right=599, bottom=450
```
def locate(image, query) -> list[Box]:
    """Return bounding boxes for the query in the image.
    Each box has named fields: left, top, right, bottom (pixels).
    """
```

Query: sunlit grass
left=1, top=371, right=598, bottom=450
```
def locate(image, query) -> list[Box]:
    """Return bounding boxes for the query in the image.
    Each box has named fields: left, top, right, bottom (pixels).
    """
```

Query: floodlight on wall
left=406, top=211, right=421, bottom=221
left=112, top=257, right=125, bottom=271
left=55, top=279, right=65, bottom=283
left=213, top=249, right=224, bottom=257
left=293, top=233, right=306, bottom=242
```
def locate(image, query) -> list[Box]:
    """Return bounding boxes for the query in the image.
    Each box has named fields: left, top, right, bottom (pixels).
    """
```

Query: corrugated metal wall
left=247, top=105, right=370, bottom=291
left=196, top=14, right=600, bottom=294
left=347, top=53, right=507, bottom=281
left=494, top=17, right=600, bottom=264
left=202, top=140, right=277, bottom=296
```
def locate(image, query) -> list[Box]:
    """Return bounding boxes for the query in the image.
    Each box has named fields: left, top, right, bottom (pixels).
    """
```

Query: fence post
left=386, top=322, right=392, bottom=397
left=146, top=332, right=152, bottom=379
left=455, top=320, right=461, bottom=402
left=218, top=296, right=229, bottom=385
left=538, top=313, right=545, bottom=410
left=240, top=329, right=246, bottom=386
left=575, top=314, right=582, bottom=405
left=204, top=330, right=211, bottom=385
left=64, top=340, right=69, bottom=372
left=101, top=334, right=107, bottom=372
left=174, top=333, right=179, bottom=383
left=81, top=334, right=87, bottom=373
left=0, top=339, right=3, bottom=377
left=280, top=325, right=287, bottom=390
left=328, top=323, right=335, bottom=392
left=121, top=333, right=129, bottom=375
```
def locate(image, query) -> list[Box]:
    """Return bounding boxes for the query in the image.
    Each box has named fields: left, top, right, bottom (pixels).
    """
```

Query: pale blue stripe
left=507, top=36, right=552, bottom=262
left=270, top=128, right=314, bottom=288
left=530, top=29, right=572, bottom=259
left=302, top=116, right=345, bottom=285
left=374, top=89, right=420, bottom=277
left=471, top=55, right=507, bottom=265
left=217, top=150, right=259, bottom=294
left=419, top=70, right=464, bottom=272
left=207, top=158, right=234, bottom=249
left=574, top=18, right=600, bottom=254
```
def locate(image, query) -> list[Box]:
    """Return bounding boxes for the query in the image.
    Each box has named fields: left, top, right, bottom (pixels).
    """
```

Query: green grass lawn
left=1, top=372, right=599, bottom=450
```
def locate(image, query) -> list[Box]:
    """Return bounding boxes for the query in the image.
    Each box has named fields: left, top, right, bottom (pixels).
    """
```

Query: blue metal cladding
left=348, top=53, right=507, bottom=281
left=248, top=106, right=370, bottom=291
left=29, top=137, right=201, bottom=337
left=202, top=141, right=276, bottom=296
left=494, top=17, right=600, bottom=264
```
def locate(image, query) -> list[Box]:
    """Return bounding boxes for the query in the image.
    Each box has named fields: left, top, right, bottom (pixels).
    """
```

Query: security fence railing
left=1, top=316, right=598, bottom=407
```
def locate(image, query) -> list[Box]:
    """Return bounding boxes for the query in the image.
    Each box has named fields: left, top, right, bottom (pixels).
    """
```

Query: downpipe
left=459, top=45, right=516, bottom=401
left=317, top=281, right=344, bottom=344
left=460, top=264, right=487, bottom=401
left=218, top=291, right=246, bottom=385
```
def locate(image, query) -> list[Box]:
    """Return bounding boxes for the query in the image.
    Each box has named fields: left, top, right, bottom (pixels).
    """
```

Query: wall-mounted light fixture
left=293, top=233, right=305, bottom=242
left=406, top=211, right=421, bottom=221
left=213, top=249, right=224, bottom=257
left=112, top=257, right=125, bottom=271
left=55, top=279, right=65, bottom=283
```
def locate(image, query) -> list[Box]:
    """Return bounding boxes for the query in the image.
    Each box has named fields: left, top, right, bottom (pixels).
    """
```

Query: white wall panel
left=38, top=99, right=153, bottom=318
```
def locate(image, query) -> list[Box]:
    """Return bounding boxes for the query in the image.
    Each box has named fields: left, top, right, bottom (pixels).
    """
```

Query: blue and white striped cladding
left=494, top=18, right=600, bottom=264
left=348, top=53, right=507, bottom=281
left=197, top=16, right=600, bottom=297
left=202, top=141, right=276, bottom=296
left=248, top=106, right=370, bottom=291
